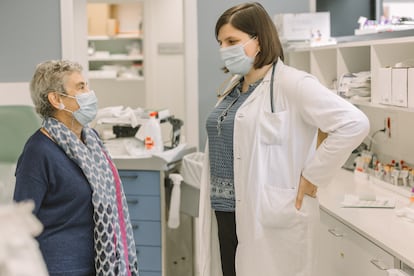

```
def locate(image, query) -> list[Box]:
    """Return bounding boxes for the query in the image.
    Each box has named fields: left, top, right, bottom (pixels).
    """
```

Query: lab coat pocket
left=259, top=110, right=288, bottom=145
left=257, top=185, right=304, bottom=228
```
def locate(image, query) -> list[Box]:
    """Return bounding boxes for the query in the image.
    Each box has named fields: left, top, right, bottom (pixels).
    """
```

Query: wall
left=197, top=0, right=310, bottom=148
left=144, top=0, right=184, bottom=128
left=317, top=0, right=374, bottom=37
left=0, top=0, right=61, bottom=105
left=0, top=0, right=61, bottom=83
left=0, top=0, right=87, bottom=106
left=360, top=106, right=414, bottom=166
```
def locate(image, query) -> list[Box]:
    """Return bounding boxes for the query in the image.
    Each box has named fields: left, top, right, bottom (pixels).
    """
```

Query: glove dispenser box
left=378, top=67, right=412, bottom=108
left=378, top=67, right=392, bottom=105
left=408, top=68, right=414, bottom=109
left=391, top=67, right=408, bottom=107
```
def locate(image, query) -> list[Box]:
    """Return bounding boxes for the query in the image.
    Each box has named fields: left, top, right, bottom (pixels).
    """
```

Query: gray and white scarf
left=43, top=117, right=139, bottom=276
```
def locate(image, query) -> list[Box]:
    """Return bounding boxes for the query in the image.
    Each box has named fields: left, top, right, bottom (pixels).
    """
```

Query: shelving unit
left=88, top=34, right=143, bottom=79
left=87, top=1, right=145, bottom=108
left=285, top=35, right=414, bottom=110
left=285, top=32, right=414, bottom=171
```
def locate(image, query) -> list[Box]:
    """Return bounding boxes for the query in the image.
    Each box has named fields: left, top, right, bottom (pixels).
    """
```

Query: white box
left=391, top=67, right=408, bottom=107
left=274, top=12, right=330, bottom=42
left=377, top=67, right=392, bottom=105
left=408, top=68, right=414, bottom=108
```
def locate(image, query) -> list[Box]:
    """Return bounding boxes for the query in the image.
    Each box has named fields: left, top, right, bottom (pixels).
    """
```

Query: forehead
left=64, top=71, right=85, bottom=87
left=217, top=23, right=249, bottom=41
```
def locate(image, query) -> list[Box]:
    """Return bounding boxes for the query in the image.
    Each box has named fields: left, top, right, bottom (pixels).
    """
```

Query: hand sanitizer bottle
left=144, top=111, right=163, bottom=153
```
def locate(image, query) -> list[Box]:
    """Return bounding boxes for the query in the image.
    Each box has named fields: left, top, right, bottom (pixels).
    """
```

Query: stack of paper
left=341, top=194, right=395, bottom=208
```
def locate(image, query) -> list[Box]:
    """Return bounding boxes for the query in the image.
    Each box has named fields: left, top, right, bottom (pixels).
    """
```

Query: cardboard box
left=408, top=68, right=414, bottom=108
left=377, top=67, right=392, bottom=105
left=87, top=4, right=111, bottom=36
left=391, top=67, right=408, bottom=107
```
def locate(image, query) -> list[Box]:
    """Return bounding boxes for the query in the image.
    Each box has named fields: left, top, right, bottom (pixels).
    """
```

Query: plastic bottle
left=143, top=111, right=163, bottom=153
left=410, top=187, right=414, bottom=208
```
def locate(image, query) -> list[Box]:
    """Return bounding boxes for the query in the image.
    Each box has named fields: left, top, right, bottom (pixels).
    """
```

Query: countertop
left=112, top=145, right=197, bottom=171
left=318, top=169, right=414, bottom=268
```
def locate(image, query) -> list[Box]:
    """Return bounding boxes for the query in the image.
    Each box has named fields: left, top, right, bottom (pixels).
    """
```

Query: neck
left=242, top=64, right=273, bottom=92
left=53, top=112, right=83, bottom=139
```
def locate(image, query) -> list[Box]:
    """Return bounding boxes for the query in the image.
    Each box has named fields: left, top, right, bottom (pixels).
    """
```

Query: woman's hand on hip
left=295, top=175, right=317, bottom=210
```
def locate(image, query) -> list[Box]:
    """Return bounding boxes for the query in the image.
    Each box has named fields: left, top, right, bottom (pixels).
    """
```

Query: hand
left=295, top=175, right=317, bottom=210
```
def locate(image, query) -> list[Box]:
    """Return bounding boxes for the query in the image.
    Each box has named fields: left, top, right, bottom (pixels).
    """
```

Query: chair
left=0, top=105, right=42, bottom=164
left=0, top=105, right=41, bottom=203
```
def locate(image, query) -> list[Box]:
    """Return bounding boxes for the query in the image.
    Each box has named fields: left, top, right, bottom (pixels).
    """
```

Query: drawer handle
left=370, top=259, right=388, bottom=270
left=127, top=199, right=139, bottom=204
left=123, top=175, right=139, bottom=180
left=328, top=228, right=343, bottom=237
left=132, top=224, right=139, bottom=230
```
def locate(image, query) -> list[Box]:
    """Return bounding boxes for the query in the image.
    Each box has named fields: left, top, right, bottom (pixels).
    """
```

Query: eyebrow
left=75, top=81, right=87, bottom=89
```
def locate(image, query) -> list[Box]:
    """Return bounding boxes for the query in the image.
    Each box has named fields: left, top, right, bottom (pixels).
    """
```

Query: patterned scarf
left=43, top=117, right=139, bottom=276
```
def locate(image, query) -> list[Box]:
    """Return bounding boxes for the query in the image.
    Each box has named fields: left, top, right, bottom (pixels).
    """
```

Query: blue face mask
left=220, top=37, right=256, bottom=76
left=59, top=90, right=98, bottom=126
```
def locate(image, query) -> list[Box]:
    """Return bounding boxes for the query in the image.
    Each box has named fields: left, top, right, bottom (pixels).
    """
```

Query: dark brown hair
left=215, top=2, right=284, bottom=69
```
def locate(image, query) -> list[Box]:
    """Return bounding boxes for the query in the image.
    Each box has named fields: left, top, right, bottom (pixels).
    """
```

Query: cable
left=368, top=127, right=386, bottom=152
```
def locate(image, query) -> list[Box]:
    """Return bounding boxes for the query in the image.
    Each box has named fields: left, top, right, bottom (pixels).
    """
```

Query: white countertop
left=318, top=169, right=414, bottom=268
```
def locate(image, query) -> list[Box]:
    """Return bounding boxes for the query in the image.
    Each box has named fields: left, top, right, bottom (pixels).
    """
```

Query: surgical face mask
left=59, top=90, right=98, bottom=126
left=220, top=37, right=256, bottom=76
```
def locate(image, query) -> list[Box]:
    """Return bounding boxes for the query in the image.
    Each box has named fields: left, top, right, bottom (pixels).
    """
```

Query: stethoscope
left=216, top=62, right=276, bottom=135
left=216, top=62, right=276, bottom=112
left=269, top=62, right=276, bottom=113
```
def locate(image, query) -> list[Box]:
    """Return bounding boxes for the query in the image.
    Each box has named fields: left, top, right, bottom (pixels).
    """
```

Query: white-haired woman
left=14, top=60, right=138, bottom=276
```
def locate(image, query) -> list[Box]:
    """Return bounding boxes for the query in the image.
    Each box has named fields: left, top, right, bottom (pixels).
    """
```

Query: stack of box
left=378, top=66, right=414, bottom=108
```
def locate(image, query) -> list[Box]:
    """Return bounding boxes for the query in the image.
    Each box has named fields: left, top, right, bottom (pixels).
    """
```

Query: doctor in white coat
left=199, top=2, right=370, bottom=276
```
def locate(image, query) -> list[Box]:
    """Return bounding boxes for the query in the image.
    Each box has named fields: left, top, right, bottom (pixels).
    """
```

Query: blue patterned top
left=206, top=78, right=262, bottom=211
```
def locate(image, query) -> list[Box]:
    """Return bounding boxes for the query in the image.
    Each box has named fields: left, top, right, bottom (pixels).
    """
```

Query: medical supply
left=409, top=169, right=414, bottom=187
left=137, top=111, right=163, bottom=153
left=341, top=194, right=395, bottom=208
left=400, top=169, right=409, bottom=187
left=391, top=162, right=401, bottom=186
left=354, top=169, right=377, bottom=201
left=395, top=188, right=414, bottom=222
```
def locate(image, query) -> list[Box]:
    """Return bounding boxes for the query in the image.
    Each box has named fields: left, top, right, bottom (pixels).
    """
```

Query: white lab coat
left=198, top=60, right=370, bottom=276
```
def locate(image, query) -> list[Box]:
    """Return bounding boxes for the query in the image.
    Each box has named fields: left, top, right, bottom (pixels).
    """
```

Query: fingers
left=295, top=177, right=305, bottom=210
left=296, top=176, right=318, bottom=210
left=308, top=186, right=318, bottom=198
left=295, top=195, right=303, bottom=210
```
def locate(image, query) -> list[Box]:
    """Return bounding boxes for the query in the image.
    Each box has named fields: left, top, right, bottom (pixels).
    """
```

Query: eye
left=228, top=39, right=238, bottom=45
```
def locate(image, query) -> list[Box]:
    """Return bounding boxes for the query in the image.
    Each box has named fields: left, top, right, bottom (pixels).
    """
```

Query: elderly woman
left=13, top=60, right=138, bottom=276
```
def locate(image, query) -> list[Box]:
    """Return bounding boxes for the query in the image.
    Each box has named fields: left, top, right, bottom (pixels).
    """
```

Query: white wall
left=144, top=0, right=185, bottom=125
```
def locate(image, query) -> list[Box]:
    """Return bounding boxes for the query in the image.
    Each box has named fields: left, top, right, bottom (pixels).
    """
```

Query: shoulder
left=17, top=130, right=66, bottom=172
left=21, top=130, right=58, bottom=157
left=276, top=62, right=323, bottom=101
left=278, top=62, right=314, bottom=87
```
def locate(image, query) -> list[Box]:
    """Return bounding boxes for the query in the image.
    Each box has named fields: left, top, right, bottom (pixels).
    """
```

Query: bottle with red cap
left=143, top=111, right=163, bottom=153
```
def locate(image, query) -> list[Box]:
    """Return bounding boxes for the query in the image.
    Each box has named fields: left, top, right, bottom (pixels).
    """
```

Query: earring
left=58, top=102, right=65, bottom=110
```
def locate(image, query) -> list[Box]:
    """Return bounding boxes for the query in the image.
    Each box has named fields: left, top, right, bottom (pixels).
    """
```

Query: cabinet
left=285, top=32, right=414, bottom=170
left=120, top=170, right=162, bottom=276
left=318, top=208, right=395, bottom=276
left=88, top=34, right=144, bottom=80
left=87, top=1, right=145, bottom=108
left=285, top=34, right=414, bottom=111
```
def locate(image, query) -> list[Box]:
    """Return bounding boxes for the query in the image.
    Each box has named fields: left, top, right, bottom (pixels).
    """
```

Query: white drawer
left=320, top=209, right=395, bottom=276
